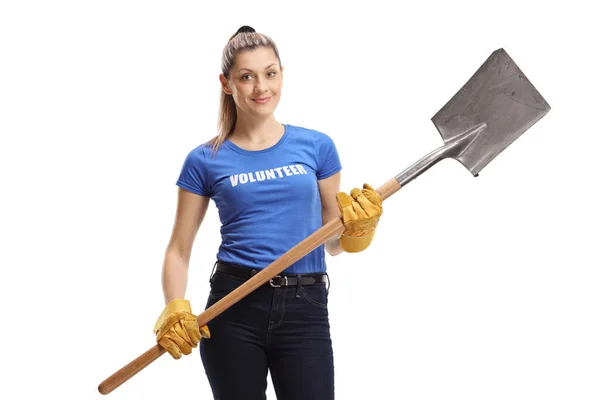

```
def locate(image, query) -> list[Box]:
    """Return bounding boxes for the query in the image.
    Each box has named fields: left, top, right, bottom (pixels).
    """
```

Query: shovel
left=98, top=48, right=551, bottom=395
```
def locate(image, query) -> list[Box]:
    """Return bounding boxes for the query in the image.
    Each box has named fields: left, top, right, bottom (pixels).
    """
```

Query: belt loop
left=295, top=274, right=302, bottom=298
left=209, top=261, right=218, bottom=283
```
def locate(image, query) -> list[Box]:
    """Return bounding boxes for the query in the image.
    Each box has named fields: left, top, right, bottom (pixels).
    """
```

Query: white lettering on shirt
left=229, top=164, right=308, bottom=187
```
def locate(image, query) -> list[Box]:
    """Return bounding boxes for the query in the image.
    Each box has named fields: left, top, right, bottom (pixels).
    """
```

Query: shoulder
left=180, top=141, right=216, bottom=170
left=184, top=141, right=215, bottom=160
left=284, top=124, right=336, bottom=144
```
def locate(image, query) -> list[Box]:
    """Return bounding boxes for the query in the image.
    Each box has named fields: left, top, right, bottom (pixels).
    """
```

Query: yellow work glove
left=154, top=299, right=210, bottom=359
left=336, top=183, right=383, bottom=253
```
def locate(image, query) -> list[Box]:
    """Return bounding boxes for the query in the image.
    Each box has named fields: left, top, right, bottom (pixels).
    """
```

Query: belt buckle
left=269, top=275, right=288, bottom=287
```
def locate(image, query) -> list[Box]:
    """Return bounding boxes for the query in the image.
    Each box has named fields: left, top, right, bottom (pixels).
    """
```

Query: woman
left=152, top=26, right=383, bottom=400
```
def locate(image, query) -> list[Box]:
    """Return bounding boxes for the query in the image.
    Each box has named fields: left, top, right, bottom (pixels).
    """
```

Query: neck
left=230, top=113, right=282, bottom=143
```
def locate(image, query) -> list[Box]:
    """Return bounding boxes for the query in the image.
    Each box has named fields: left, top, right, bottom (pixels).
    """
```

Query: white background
left=1, top=0, right=598, bottom=399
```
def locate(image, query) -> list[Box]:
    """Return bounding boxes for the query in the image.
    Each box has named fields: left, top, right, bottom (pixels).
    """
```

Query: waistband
left=212, top=261, right=329, bottom=288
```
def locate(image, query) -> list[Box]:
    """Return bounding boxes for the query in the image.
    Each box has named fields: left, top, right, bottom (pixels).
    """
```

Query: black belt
left=213, top=261, right=329, bottom=288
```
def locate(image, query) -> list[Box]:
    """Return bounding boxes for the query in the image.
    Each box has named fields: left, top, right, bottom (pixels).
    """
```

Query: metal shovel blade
left=431, top=48, right=551, bottom=176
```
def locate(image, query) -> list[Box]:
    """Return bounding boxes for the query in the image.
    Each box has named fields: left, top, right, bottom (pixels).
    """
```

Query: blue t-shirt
left=176, top=124, right=342, bottom=274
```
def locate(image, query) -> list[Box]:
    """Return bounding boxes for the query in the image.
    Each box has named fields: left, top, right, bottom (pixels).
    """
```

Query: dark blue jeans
left=200, top=265, right=334, bottom=400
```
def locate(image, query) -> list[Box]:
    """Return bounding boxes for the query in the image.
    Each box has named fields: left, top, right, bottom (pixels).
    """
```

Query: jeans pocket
left=299, top=284, right=328, bottom=308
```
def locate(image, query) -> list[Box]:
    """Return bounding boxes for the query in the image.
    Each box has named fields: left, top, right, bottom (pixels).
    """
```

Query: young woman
left=152, top=26, right=383, bottom=400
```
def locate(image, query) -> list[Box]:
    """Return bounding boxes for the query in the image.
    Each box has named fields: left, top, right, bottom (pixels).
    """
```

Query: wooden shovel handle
left=98, top=178, right=402, bottom=395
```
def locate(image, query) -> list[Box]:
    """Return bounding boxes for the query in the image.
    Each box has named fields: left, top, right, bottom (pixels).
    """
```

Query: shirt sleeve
left=176, top=146, right=211, bottom=196
left=315, top=131, right=342, bottom=180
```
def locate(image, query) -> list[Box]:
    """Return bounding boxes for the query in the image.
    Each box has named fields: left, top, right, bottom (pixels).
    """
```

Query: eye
left=242, top=74, right=253, bottom=81
left=267, top=71, right=277, bottom=78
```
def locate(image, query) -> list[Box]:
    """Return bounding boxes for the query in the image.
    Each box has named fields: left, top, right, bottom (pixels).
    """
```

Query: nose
left=253, top=76, right=268, bottom=94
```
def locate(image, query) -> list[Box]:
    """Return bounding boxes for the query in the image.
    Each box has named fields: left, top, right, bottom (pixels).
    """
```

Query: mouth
left=252, top=97, right=271, bottom=104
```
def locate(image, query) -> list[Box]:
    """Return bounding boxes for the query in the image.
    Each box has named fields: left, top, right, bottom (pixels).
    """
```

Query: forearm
left=325, top=234, right=344, bottom=256
left=322, top=207, right=344, bottom=256
left=161, top=250, right=190, bottom=304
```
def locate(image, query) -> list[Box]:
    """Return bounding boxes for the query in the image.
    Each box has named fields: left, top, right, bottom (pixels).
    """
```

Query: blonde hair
left=208, top=26, right=281, bottom=154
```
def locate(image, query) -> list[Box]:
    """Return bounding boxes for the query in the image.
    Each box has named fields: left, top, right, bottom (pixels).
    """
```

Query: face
left=220, top=46, right=283, bottom=118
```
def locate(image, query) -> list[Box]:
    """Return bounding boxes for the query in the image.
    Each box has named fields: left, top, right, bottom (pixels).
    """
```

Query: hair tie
left=229, top=25, right=256, bottom=41
left=235, top=25, right=255, bottom=35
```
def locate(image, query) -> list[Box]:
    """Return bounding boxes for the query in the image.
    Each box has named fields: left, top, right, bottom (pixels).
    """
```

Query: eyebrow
left=237, top=63, right=278, bottom=73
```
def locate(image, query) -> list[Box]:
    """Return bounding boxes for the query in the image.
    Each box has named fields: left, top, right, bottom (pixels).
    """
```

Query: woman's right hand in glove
left=153, top=299, right=211, bottom=359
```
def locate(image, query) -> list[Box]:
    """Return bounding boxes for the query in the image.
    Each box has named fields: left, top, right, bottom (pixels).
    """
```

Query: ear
left=219, top=74, right=232, bottom=95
